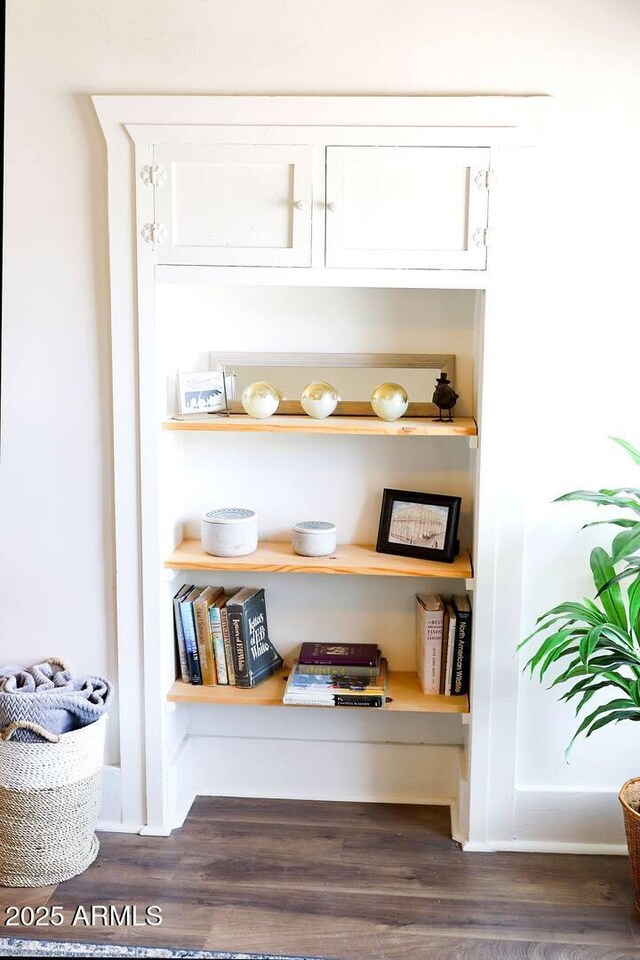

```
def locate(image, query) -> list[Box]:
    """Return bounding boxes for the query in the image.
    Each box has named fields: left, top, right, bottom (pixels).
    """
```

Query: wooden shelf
left=162, top=414, right=477, bottom=438
left=165, top=539, right=473, bottom=580
left=167, top=670, right=469, bottom=714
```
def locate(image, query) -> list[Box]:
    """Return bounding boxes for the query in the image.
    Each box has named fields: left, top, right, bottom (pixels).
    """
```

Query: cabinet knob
left=326, top=201, right=337, bottom=213
left=293, top=200, right=304, bottom=211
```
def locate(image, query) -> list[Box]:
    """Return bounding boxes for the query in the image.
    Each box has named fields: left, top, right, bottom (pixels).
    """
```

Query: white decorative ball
left=371, top=382, right=409, bottom=421
left=241, top=381, right=280, bottom=419
left=301, top=381, right=340, bottom=419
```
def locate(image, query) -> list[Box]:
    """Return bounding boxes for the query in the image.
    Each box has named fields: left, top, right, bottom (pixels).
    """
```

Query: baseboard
left=514, top=787, right=627, bottom=850
left=465, top=787, right=629, bottom=854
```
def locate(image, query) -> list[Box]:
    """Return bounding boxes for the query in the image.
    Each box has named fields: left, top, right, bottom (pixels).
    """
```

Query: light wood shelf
left=165, top=539, right=473, bottom=580
left=167, top=670, right=469, bottom=714
left=162, top=414, right=477, bottom=438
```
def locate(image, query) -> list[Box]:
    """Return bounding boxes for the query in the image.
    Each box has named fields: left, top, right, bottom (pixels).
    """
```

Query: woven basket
left=0, top=715, right=106, bottom=887
left=620, top=777, right=640, bottom=911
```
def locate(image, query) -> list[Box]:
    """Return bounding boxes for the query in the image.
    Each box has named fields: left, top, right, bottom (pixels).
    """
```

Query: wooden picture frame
left=376, top=488, right=462, bottom=563
left=212, top=352, right=455, bottom=417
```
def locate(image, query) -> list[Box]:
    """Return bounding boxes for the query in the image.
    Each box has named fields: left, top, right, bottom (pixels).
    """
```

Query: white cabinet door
left=325, top=147, right=490, bottom=270
left=153, top=144, right=313, bottom=267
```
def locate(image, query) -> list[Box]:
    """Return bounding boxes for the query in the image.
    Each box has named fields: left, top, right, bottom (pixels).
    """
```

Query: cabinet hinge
left=141, top=222, right=167, bottom=246
left=472, top=227, right=492, bottom=248
left=474, top=169, right=495, bottom=191
left=139, top=164, right=167, bottom=187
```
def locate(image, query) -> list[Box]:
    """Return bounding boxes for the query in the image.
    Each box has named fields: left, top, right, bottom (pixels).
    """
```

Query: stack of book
left=283, top=643, right=388, bottom=708
left=173, top=585, right=283, bottom=688
left=416, top=594, right=472, bottom=696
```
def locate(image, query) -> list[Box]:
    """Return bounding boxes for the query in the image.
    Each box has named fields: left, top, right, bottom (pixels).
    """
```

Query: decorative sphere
left=371, top=382, right=409, bottom=421
left=241, top=381, right=281, bottom=419
left=300, top=381, right=340, bottom=419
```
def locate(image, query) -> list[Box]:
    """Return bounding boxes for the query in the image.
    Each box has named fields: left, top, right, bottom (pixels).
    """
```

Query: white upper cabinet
left=153, top=144, right=313, bottom=267
left=325, top=147, right=490, bottom=270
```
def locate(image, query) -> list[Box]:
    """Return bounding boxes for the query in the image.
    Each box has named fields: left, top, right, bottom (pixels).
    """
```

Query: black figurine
left=432, top=373, right=459, bottom=422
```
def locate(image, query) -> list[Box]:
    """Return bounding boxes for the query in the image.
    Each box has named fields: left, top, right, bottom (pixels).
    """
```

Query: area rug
left=0, top=939, right=326, bottom=959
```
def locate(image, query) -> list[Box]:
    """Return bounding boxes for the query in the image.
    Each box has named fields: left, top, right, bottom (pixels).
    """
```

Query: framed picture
left=376, top=488, right=461, bottom=563
left=176, top=370, right=227, bottom=416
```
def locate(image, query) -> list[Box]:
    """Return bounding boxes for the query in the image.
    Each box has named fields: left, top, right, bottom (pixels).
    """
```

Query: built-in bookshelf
left=95, top=93, right=538, bottom=841
left=165, top=539, right=474, bottom=581
left=167, top=671, right=469, bottom=714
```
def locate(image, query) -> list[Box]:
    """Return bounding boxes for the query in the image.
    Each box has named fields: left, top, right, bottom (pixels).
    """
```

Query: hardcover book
left=173, top=583, right=192, bottom=684
left=443, top=599, right=457, bottom=696
left=193, top=586, right=224, bottom=686
left=298, top=642, right=379, bottom=669
left=220, top=600, right=236, bottom=686
left=179, top=586, right=205, bottom=685
left=450, top=594, right=472, bottom=696
left=416, top=594, right=444, bottom=695
left=208, top=596, right=229, bottom=685
left=296, top=654, right=381, bottom=678
left=283, top=659, right=388, bottom=707
left=225, top=587, right=283, bottom=688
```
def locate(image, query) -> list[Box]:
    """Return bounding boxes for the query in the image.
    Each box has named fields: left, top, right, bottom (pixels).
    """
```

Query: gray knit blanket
left=0, top=659, right=113, bottom=742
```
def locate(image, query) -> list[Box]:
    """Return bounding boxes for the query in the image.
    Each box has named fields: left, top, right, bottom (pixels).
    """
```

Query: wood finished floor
left=2, top=797, right=640, bottom=959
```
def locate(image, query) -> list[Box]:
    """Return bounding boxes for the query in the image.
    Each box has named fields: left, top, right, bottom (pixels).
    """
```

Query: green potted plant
left=519, top=437, right=640, bottom=906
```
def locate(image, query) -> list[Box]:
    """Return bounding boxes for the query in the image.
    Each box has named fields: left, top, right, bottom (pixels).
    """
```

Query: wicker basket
left=619, top=777, right=640, bottom=911
left=0, top=715, right=106, bottom=887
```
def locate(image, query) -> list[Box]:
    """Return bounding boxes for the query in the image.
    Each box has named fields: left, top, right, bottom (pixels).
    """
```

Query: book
left=220, top=600, right=236, bottom=686
left=193, top=586, right=224, bottom=686
left=225, top=587, right=283, bottom=688
left=209, top=596, right=229, bottom=685
left=283, top=659, right=388, bottom=707
left=416, top=594, right=444, bottom=695
left=298, top=642, right=379, bottom=669
left=443, top=599, right=457, bottom=696
left=179, top=586, right=205, bottom=685
left=450, top=595, right=472, bottom=696
left=173, top=584, right=192, bottom=684
left=296, top=654, right=381, bottom=678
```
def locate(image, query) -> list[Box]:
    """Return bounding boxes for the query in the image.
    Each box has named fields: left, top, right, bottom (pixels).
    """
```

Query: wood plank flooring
left=2, top=798, right=640, bottom=959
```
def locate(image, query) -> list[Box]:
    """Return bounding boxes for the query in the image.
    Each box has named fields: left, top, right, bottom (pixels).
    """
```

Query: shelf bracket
left=467, top=435, right=478, bottom=450
left=465, top=578, right=475, bottom=592
left=164, top=568, right=180, bottom=583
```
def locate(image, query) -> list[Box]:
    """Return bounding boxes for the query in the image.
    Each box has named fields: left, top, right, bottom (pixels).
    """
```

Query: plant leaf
left=537, top=601, right=605, bottom=627
left=611, top=526, right=640, bottom=564
left=524, top=629, right=577, bottom=675
left=582, top=519, right=638, bottom=531
left=565, top=698, right=638, bottom=755
left=595, top=560, right=640, bottom=596
left=611, top=436, right=640, bottom=467
left=590, top=547, right=627, bottom=631
left=628, top=575, right=640, bottom=639
left=555, top=490, right=640, bottom=515
left=584, top=710, right=640, bottom=738
left=579, top=625, right=603, bottom=667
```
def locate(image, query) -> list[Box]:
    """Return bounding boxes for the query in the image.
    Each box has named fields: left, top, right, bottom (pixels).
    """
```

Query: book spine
left=452, top=605, right=472, bottom=696
left=180, top=601, right=202, bottom=685
left=209, top=607, right=229, bottom=685
left=444, top=607, right=457, bottom=696
left=439, top=602, right=450, bottom=695
left=173, top=595, right=191, bottom=684
left=296, top=663, right=379, bottom=677
left=220, top=606, right=236, bottom=686
left=227, top=608, right=249, bottom=687
left=194, top=600, right=217, bottom=686
left=417, top=602, right=443, bottom=695
left=284, top=695, right=383, bottom=707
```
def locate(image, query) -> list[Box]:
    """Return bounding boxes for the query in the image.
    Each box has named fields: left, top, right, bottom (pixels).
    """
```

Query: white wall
left=3, top=0, right=640, bottom=835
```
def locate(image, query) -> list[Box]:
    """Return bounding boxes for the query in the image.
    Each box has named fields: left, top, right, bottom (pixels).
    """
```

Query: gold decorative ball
left=241, top=381, right=281, bottom=419
left=300, top=381, right=340, bottom=419
left=371, top=382, right=409, bottom=421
